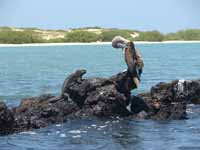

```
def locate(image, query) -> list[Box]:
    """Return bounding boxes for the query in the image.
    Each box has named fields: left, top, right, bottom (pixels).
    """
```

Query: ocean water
left=0, top=43, right=200, bottom=150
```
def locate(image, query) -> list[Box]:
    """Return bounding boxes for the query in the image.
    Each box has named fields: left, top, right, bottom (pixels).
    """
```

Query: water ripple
left=0, top=44, right=200, bottom=150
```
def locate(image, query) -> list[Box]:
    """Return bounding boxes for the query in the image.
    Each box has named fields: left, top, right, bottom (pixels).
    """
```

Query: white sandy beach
left=0, top=41, right=200, bottom=47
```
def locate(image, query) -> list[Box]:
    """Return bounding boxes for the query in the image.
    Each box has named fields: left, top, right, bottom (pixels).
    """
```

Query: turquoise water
left=0, top=43, right=200, bottom=150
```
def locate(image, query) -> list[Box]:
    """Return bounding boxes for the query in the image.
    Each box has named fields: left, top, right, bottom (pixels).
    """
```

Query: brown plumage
left=124, top=42, right=144, bottom=87
left=111, top=36, right=144, bottom=88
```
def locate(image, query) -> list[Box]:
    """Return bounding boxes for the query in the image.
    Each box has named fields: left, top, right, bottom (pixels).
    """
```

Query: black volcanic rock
left=0, top=69, right=199, bottom=135
left=0, top=102, right=15, bottom=135
left=13, top=94, right=79, bottom=130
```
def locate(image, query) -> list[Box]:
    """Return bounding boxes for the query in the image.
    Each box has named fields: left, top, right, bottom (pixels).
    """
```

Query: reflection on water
left=110, top=121, right=140, bottom=149
left=0, top=43, right=200, bottom=149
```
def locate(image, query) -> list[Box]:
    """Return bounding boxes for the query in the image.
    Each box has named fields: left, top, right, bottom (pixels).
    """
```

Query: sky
left=0, top=0, right=199, bottom=33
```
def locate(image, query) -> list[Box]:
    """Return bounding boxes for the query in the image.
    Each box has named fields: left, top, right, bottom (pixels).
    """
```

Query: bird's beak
left=117, top=43, right=128, bottom=49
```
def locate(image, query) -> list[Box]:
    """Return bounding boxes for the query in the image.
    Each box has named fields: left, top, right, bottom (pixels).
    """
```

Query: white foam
left=20, top=131, right=36, bottom=135
left=72, top=135, right=81, bottom=138
left=99, top=125, right=107, bottom=129
left=105, top=121, right=110, bottom=124
left=112, top=120, right=120, bottom=123
left=60, top=133, right=66, bottom=138
left=68, top=130, right=81, bottom=134
left=91, top=124, right=97, bottom=128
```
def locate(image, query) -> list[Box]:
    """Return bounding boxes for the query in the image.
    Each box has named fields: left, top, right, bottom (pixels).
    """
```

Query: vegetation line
left=0, top=27, right=200, bottom=44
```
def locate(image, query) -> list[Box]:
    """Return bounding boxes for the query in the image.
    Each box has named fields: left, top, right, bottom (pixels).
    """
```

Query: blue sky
left=0, top=0, right=199, bottom=33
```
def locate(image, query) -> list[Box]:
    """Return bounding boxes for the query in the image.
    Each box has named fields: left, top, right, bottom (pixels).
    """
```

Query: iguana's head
left=75, top=69, right=86, bottom=77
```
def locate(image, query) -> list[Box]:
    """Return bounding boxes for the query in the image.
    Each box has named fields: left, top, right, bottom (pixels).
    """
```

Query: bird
left=112, top=36, right=144, bottom=88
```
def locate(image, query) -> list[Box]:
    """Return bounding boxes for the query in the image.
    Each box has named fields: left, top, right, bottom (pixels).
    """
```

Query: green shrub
left=64, top=31, right=101, bottom=42
left=165, top=29, right=200, bottom=41
left=0, top=27, right=12, bottom=31
left=0, top=30, right=44, bottom=44
left=0, top=27, right=200, bottom=43
left=135, top=31, right=164, bottom=41
left=47, top=38, right=65, bottom=43
left=101, top=30, right=133, bottom=41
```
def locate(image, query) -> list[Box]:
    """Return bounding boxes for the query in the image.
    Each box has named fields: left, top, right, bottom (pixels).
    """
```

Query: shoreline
left=0, top=41, right=200, bottom=47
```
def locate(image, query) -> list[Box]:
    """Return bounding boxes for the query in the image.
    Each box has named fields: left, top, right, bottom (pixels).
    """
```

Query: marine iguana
left=48, top=69, right=86, bottom=103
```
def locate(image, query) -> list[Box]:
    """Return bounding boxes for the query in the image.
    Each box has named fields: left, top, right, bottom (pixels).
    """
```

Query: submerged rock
left=0, top=70, right=199, bottom=135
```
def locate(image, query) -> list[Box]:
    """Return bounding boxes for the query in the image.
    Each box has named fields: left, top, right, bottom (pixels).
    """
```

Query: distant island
left=0, top=26, right=200, bottom=44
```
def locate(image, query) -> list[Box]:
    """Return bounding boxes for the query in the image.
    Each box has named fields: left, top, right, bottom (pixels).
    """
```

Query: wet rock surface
left=0, top=70, right=200, bottom=135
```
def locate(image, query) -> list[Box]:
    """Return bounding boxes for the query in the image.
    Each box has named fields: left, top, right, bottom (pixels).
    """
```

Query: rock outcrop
left=0, top=69, right=199, bottom=135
